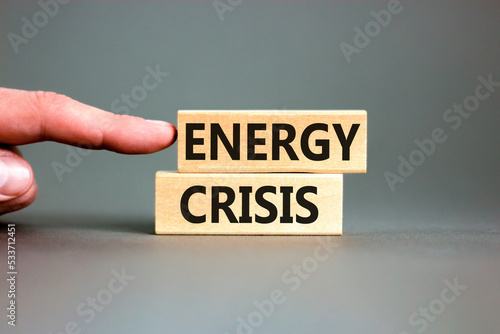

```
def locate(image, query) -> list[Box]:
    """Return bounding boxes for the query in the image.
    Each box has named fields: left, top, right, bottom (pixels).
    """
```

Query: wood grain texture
left=155, top=172, right=342, bottom=235
left=177, top=110, right=367, bottom=173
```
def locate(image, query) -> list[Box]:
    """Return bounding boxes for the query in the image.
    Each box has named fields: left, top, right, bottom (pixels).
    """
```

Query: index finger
left=0, top=88, right=176, bottom=154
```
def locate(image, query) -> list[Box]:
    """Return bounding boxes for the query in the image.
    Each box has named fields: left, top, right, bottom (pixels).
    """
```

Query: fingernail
left=0, top=157, right=32, bottom=201
left=146, top=119, right=173, bottom=127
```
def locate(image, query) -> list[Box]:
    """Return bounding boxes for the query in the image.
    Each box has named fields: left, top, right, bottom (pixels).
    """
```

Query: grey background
left=0, top=1, right=499, bottom=333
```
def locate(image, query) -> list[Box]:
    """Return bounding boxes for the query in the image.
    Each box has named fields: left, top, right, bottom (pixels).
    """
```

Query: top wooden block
left=177, top=110, right=367, bottom=173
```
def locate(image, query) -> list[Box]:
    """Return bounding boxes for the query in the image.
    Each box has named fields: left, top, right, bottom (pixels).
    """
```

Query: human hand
left=0, top=88, right=177, bottom=215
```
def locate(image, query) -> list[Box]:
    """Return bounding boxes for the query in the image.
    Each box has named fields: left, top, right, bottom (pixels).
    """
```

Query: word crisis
left=180, top=185, right=318, bottom=224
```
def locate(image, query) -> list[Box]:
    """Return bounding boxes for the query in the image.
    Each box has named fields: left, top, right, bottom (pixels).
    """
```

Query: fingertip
left=166, top=123, right=177, bottom=148
left=143, top=119, right=177, bottom=150
left=94, top=114, right=178, bottom=154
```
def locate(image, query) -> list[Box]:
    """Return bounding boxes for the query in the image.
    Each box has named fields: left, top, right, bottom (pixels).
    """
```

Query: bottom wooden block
left=155, top=172, right=342, bottom=235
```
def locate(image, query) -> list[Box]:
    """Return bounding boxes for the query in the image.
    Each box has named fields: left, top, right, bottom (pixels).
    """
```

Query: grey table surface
left=1, top=214, right=499, bottom=334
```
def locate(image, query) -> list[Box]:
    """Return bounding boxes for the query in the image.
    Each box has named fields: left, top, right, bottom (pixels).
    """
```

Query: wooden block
left=155, top=172, right=342, bottom=235
left=177, top=110, right=366, bottom=173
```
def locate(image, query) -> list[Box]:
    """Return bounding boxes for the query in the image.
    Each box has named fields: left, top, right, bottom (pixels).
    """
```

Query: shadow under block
left=155, top=172, right=343, bottom=235
left=177, top=110, right=366, bottom=173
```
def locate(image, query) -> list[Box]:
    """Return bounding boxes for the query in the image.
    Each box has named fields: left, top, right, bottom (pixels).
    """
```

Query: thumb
left=0, top=147, right=37, bottom=215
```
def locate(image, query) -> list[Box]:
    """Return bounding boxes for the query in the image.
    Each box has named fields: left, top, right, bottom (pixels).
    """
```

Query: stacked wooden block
left=155, top=110, right=367, bottom=235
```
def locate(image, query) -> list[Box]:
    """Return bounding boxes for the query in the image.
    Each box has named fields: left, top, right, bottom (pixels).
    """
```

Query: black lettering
left=296, top=186, right=318, bottom=224
left=272, top=124, right=299, bottom=161
left=186, top=123, right=205, bottom=160
left=333, top=123, right=360, bottom=161
left=301, top=123, right=329, bottom=161
left=247, top=123, right=267, bottom=160
left=212, top=186, right=237, bottom=223
left=239, top=186, right=252, bottom=223
left=255, top=186, right=277, bottom=224
left=280, top=186, right=293, bottom=223
left=180, top=186, right=206, bottom=223
left=211, top=123, right=240, bottom=160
